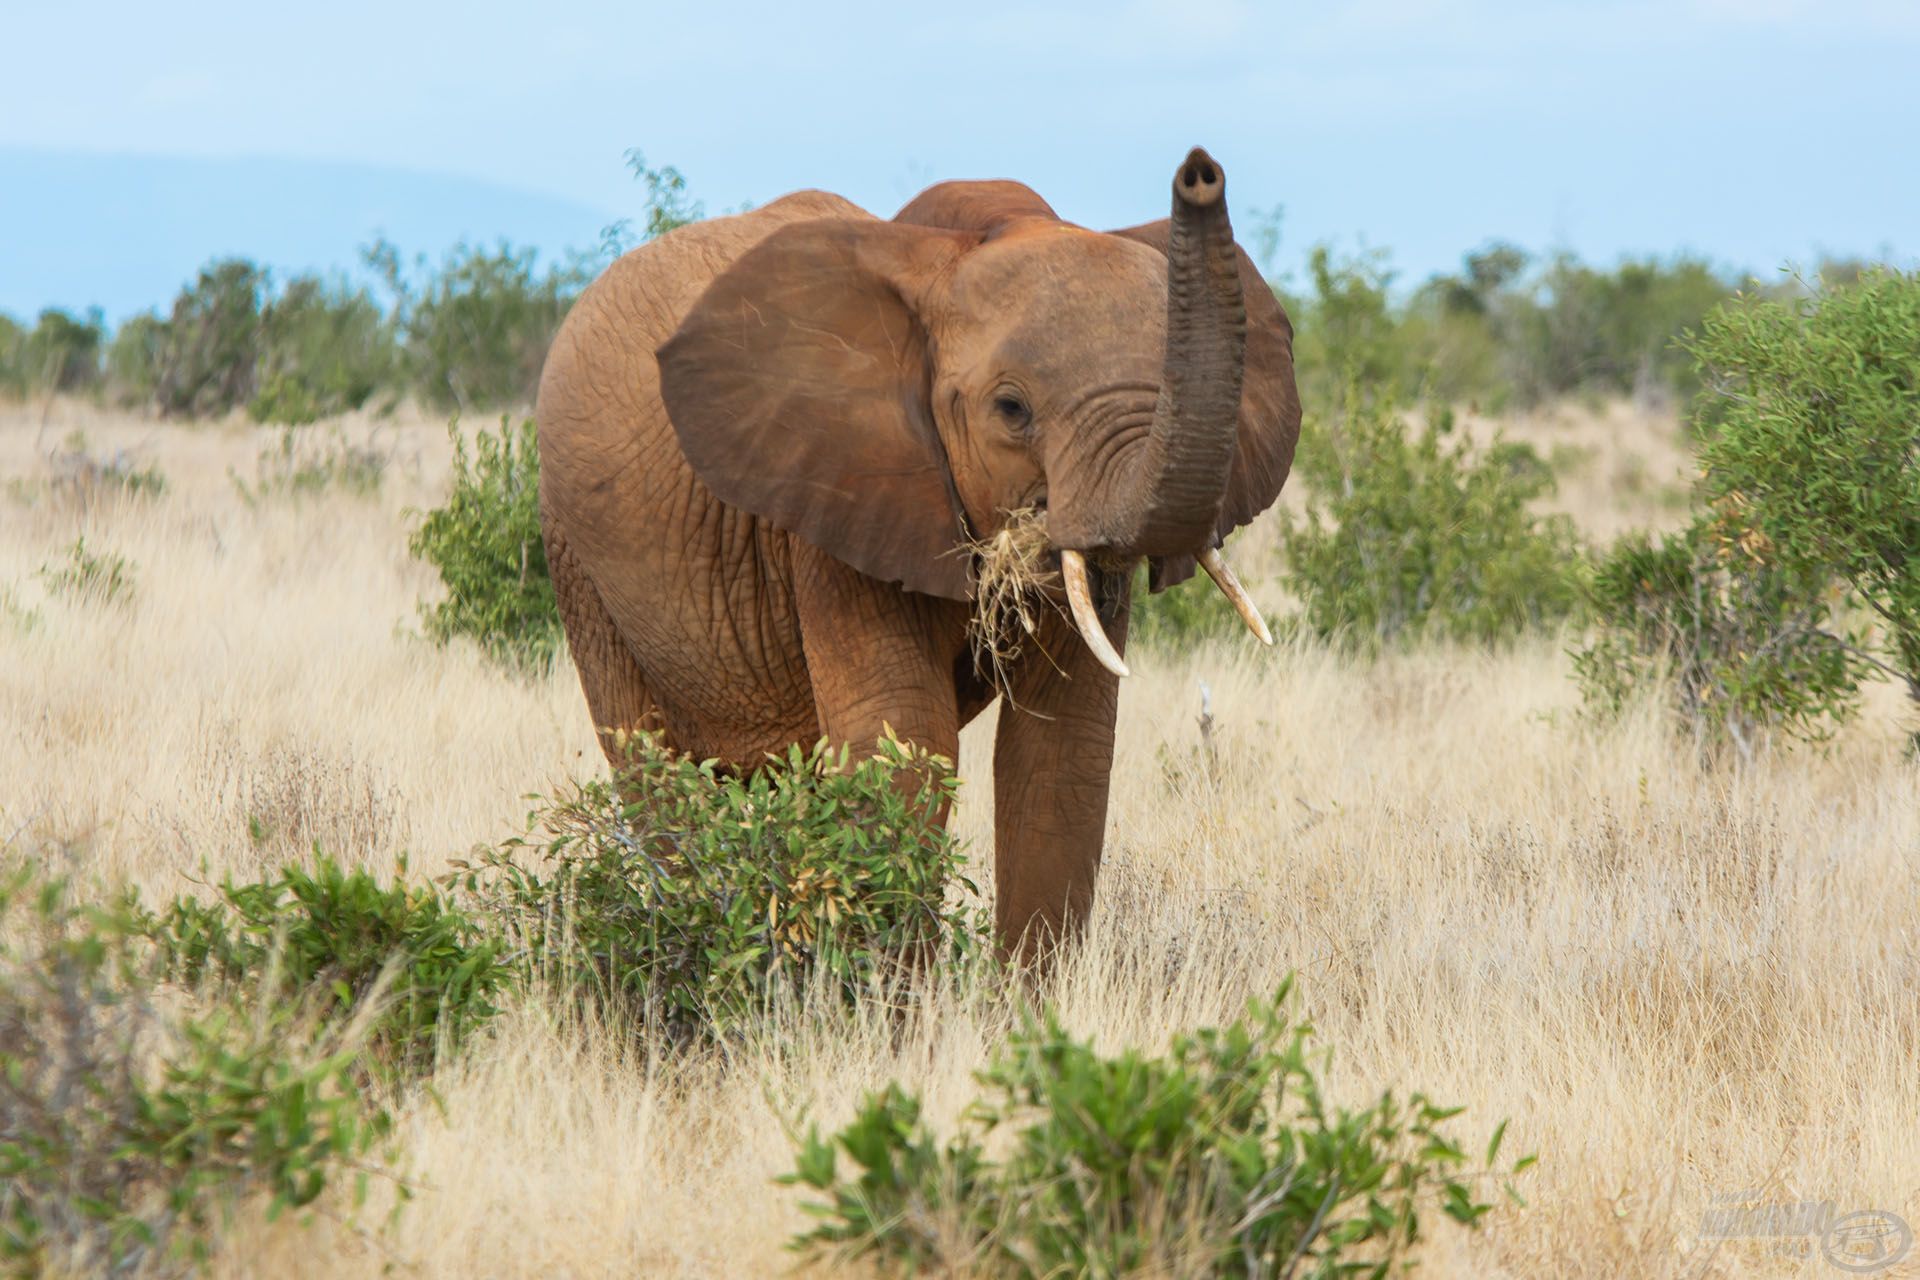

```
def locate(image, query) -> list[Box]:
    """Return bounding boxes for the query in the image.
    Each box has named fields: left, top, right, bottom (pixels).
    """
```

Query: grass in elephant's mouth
left=962, top=505, right=1063, bottom=689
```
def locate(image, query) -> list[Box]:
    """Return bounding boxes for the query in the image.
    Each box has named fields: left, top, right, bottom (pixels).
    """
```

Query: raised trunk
left=1103, top=148, right=1248, bottom=556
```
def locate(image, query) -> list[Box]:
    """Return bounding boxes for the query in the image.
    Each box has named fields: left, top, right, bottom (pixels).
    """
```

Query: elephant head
left=656, top=148, right=1300, bottom=673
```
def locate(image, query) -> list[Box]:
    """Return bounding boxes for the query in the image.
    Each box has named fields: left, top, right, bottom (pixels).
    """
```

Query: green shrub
left=144, top=855, right=510, bottom=1080
left=11, top=309, right=105, bottom=395
left=595, top=149, right=708, bottom=260
left=38, top=536, right=135, bottom=604
left=453, top=733, right=985, bottom=1044
left=1281, top=242, right=1740, bottom=415
left=786, top=979, right=1528, bottom=1278
left=1281, top=400, right=1583, bottom=647
left=1501, top=253, right=1731, bottom=405
left=367, top=240, right=580, bottom=413
left=104, top=311, right=168, bottom=408
left=1574, top=269, right=1920, bottom=749
left=0, top=867, right=396, bottom=1273
left=408, top=416, right=560, bottom=671
left=1573, top=516, right=1861, bottom=751
left=1688, top=269, right=1920, bottom=722
left=249, top=275, right=397, bottom=424
left=0, top=314, right=22, bottom=395
left=153, top=259, right=270, bottom=418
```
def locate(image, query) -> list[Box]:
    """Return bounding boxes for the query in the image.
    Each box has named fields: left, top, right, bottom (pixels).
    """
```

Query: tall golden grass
left=2, top=400, right=1915, bottom=1278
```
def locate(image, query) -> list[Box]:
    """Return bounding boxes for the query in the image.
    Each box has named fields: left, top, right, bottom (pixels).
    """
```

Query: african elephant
left=535, top=147, right=1300, bottom=955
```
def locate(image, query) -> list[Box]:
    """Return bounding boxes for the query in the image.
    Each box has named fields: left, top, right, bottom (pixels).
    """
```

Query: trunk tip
left=1175, top=148, right=1225, bottom=209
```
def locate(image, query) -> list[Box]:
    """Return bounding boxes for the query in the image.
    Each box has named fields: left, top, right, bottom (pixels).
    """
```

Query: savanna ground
left=2, top=396, right=1916, bottom=1278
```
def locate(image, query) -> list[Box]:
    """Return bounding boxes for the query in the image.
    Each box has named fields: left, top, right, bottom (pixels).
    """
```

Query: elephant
left=535, top=147, right=1300, bottom=956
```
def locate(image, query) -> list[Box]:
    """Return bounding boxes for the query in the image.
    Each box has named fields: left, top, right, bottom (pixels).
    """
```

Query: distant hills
left=0, top=148, right=620, bottom=323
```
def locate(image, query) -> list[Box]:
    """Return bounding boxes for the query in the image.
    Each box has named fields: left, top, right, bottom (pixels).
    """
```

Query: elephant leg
left=791, top=539, right=964, bottom=772
left=992, top=600, right=1126, bottom=959
left=544, top=517, right=665, bottom=770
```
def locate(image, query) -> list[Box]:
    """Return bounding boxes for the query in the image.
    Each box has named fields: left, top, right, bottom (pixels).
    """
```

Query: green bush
left=0, top=867, right=396, bottom=1273
left=408, top=416, right=560, bottom=671
left=1573, top=515, right=1861, bottom=750
left=249, top=275, right=397, bottom=424
left=1688, top=268, right=1920, bottom=721
left=143, top=855, right=510, bottom=1080
left=1500, top=253, right=1730, bottom=405
left=38, top=536, right=135, bottom=604
left=0, top=314, right=22, bottom=395
left=786, top=980, right=1528, bottom=1278
left=367, top=240, right=581, bottom=414
left=595, top=149, right=708, bottom=260
left=6, top=309, right=106, bottom=396
left=454, top=733, right=985, bottom=1044
left=1281, top=242, right=1741, bottom=416
left=153, top=259, right=270, bottom=418
left=1574, top=269, right=1920, bottom=748
left=1281, top=400, right=1584, bottom=647
left=103, top=312, right=168, bottom=408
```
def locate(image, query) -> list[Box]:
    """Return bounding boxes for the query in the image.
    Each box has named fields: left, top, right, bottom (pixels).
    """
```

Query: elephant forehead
left=942, top=229, right=1168, bottom=365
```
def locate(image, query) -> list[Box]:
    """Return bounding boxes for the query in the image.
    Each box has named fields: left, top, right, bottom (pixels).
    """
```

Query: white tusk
left=1060, top=550, right=1131, bottom=678
left=1199, top=547, right=1273, bottom=646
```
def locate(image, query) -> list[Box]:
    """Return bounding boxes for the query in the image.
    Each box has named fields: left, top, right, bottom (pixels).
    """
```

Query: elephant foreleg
left=992, top=604, right=1125, bottom=959
left=544, top=516, right=666, bottom=770
left=791, top=539, right=965, bottom=767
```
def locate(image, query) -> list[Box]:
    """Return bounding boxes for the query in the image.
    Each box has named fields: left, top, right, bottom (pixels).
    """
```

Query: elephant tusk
left=1060, top=550, right=1131, bottom=678
left=1199, top=547, right=1273, bottom=646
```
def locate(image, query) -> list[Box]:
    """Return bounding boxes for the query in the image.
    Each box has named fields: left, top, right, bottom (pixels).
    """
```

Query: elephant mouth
left=1056, top=545, right=1270, bottom=679
left=963, top=504, right=1270, bottom=683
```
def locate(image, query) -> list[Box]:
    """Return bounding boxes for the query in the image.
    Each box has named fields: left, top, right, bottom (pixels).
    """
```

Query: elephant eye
left=992, top=393, right=1031, bottom=431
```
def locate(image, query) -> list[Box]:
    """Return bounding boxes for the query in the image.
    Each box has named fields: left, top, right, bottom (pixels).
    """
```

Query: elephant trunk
left=1107, top=148, right=1247, bottom=557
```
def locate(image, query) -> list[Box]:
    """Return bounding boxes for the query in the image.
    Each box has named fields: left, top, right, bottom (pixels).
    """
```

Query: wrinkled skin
left=536, top=150, right=1301, bottom=956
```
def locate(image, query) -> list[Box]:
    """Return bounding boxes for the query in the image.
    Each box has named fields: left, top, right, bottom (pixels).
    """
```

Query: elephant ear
left=1109, top=219, right=1302, bottom=590
left=657, top=218, right=980, bottom=600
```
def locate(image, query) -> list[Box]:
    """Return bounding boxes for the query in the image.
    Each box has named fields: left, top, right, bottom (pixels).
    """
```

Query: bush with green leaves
left=248, top=275, right=397, bottom=424
left=1574, top=269, right=1920, bottom=748
left=595, top=149, right=708, bottom=261
left=1573, top=514, right=1861, bottom=751
left=143, top=855, right=511, bottom=1080
left=1689, top=268, right=1920, bottom=720
left=367, top=239, right=582, bottom=414
left=0, top=867, right=397, bottom=1273
left=38, top=536, right=135, bottom=604
left=787, top=979, right=1529, bottom=1278
left=21, top=309, right=107, bottom=395
left=0, top=313, right=21, bottom=395
left=408, top=415, right=560, bottom=670
left=454, top=733, right=985, bottom=1044
left=1281, top=242, right=1742, bottom=416
left=1281, top=400, right=1584, bottom=648
left=103, top=311, right=168, bottom=407
left=152, top=258, right=270, bottom=418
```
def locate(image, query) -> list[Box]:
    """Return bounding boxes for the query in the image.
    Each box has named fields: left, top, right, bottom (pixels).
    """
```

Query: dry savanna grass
left=2, top=398, right=1916, bottom=1278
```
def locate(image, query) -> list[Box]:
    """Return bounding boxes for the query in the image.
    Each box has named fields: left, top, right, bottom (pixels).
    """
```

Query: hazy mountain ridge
left=0, top=148, right=618, bottom=322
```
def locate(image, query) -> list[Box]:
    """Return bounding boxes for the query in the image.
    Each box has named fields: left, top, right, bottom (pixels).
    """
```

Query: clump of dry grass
left=961, top=505, right=1061, bottom=685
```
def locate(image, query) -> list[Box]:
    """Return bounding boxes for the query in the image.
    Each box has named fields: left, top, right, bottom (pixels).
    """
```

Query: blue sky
left=3, top=0, right=1916, bottom=320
